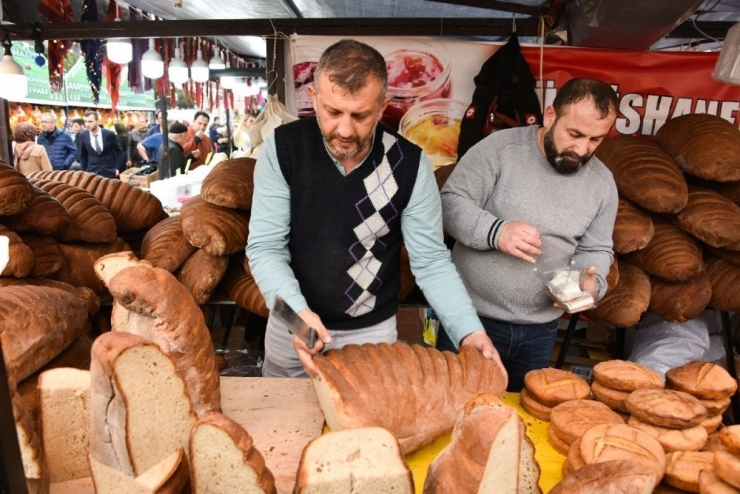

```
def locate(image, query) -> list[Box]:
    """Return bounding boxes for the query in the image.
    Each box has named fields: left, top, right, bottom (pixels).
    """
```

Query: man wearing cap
left=36, top=113, right=78, bottom=171
left=158, top=121, right=200, bottom=177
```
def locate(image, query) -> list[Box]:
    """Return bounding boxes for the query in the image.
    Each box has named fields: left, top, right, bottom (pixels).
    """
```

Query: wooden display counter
left=50, top=377, right=563, bottom=494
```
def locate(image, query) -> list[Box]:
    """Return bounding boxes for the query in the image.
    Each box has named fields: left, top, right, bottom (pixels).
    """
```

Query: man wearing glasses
left=36, top=113, right=79, bottom=171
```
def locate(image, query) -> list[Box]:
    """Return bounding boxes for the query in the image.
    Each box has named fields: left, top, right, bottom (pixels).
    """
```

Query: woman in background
left=114, top=123, right=130, bottom=165
left=13, top=122, right=52, bottom=173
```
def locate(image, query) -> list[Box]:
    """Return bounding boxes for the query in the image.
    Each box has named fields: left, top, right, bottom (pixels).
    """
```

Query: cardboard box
left=120, top=167, right=159, bottom=187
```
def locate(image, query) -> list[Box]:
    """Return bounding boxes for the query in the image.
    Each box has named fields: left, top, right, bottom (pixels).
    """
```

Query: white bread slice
left=189, top=412, right=277, bottom=494
left=38, top=367, right=91, bottom=482
left=90, top=448, right=191, bottom=494
left=519, top=428, right=542, bottom=493
left=93, top=250, right=151, bottom=283
left=294, top=427, right=414, bottom=493
left=89, top=331, right=197, bottom=477
left=476, top=406, right=521, bottom=494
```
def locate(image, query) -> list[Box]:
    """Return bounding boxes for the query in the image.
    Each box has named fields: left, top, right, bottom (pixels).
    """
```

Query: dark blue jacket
left=79, top=128, right=126, bottom=178
left=36, top=127, right=78, bottom=170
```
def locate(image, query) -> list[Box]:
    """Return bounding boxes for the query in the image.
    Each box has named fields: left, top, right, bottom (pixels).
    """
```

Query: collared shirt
left=90, top=130, right=103, bottom=152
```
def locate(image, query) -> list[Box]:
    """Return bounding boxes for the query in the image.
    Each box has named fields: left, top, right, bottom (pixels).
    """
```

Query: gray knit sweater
left=441, top=125, right=618, bottom=324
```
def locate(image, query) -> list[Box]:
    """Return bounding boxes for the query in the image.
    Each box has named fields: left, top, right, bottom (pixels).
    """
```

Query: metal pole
left=158, top=84, right=170, bottom=178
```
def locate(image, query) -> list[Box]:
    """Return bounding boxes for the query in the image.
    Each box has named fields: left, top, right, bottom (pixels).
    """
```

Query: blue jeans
left=437, top=316, right=559, bottom=393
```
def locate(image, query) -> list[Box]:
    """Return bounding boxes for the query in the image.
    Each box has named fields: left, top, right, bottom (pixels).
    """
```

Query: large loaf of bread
left=200, top=157, right=257, bottom=210
left=704, top=254, right=740, bottom=311
left=89, top=331, right=196, bottom=478
left=585, top=261, right=650, bottom=328
left=423, top=395, right=541, bottom=494
left=655, top=113, right=740, bottom=182
left=312, top=342, right=507, bottom=454
left=95, top=252, right=220, bottom=416
left=0, top=161, right=34, bottom=215
left=674, top=185, right=740, bottom=250
left=29, top=178, right=117, bottom=243
left=176, top=249, right=228, bottom=304
left=612, top=198, right=654, bottom=254
left=26, top=170, right=167, bottom=232
left=2, top=187, right=71, bottom=238
left=180, top=195, right=250, bottom=256
left=648, top=274, right=712, bottom=323
left=223, top=256, right=269, bottom=317
left=140, top=216, right=196, bottom=272
left=0, top=224, right=34, bottom=277
left=18, top=234, right=64, bottom=277
left=53, top=242, right=109, bottom=294
left=594, top=135, right=688, bottom=213
left=0, top=277, right=100, bottom=316
left=624, top=217, right=703, bottom=282
left=0, top=285, right=88, bottom=381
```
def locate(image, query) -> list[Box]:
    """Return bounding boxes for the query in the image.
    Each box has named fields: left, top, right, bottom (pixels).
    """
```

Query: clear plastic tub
left=399, top=98, right=466, bottom=170
left=534, top=240, right=595, bottom=313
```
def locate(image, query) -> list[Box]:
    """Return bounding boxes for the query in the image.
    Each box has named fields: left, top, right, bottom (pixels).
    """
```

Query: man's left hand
left=579, top=266, right=600, bottom=301
left=460, top=330, right=508, bottom=390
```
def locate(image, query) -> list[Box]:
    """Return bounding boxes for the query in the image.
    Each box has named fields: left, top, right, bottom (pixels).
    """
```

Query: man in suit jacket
left=79, top=111, right=125, bottom=178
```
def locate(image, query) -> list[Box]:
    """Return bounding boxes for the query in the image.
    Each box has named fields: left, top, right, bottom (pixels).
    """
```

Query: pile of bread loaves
left=523, top=359, right=739, bottom=492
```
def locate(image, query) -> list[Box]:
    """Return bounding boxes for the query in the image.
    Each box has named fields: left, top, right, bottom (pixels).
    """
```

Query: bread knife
left=273, top=295, right=317, bottom=349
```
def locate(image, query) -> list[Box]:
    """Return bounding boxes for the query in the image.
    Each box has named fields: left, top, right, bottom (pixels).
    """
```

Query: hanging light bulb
left=106, top=8, right=132, bottom=65
left=191, top=46, right=209, bottom=83
left=141, top=39, right=164, bottom=79
left=0, top=36, right=28, bottom=101
left=168, top=39, right=189, bottom=85
left=220, top=56, right=235, bottom=89
left=209, top=40, right=225, bottom=70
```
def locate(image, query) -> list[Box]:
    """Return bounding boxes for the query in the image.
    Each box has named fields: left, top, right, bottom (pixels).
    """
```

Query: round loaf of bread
left=612, top=198, right=655, bottom=254
left=704, top=432, right=732, bottom=454
left=561, top=457, right=572, bottom=477
left=627, top=416, right=708, bottom=452
left=550, top=459, right=659, bottom=494
left=523, top=368, right=591, bottom=408
left=701, top=413, right=723, bottom=435
left=567, top=436, right=587, bottom=472
left=666, top=361, right=738, bottom=400
left=705, top=254, right=740, bottom=312
left=719, top=425, right=740, bottom=455
left=714, top=451, right=740, bottom=489
left=591, top=381, right=630, bottom=413
left=584, top=261, right=651, bottom=328
left=675, top=186, right=740, bottom=250
left=648, top=274, right=713, bottom=324
left=626, top=388, right=708, bottom=429
left=547, top=425, right=571, bottom=455
left=699, top=470, right=740, bottom=494
left=593, top=360, right=664, bottom=392
left=664, top=451, right=715, bottom=492
left=549, top=399, right=624, bottom=445
left=520, top=388, right=552, bottom=422
left=579, top=424, right=666, bottom=478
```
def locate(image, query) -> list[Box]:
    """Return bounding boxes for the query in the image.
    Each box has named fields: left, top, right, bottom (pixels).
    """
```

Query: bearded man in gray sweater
left=438, top=78, right=619, bottom=392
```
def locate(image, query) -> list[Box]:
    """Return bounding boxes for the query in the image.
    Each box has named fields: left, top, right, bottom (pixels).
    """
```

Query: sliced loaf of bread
left=294, top=427, right=414, bottom=493
left=89, top=448, right=191, bottom=494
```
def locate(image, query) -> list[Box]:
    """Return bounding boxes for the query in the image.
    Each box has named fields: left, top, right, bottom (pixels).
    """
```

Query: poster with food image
left=289, top=34, right=740, bottom=170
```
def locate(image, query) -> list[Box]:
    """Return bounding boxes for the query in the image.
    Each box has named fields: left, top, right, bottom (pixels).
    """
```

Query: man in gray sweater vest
left=439, top=78, right=619, bottom=392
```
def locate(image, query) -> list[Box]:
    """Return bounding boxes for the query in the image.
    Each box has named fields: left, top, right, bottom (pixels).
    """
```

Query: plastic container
left=399, top=98, right=466, bottom=170
left=534, top=240, right=595, bottom=313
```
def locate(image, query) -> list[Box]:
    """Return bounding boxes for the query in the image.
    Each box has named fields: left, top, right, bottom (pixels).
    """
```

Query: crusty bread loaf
left=699, top=396, right=731, bottom=417
left=223, top=256, right=269, bottom=317
left=549, top=399, right=625, bottom=445
left=37, top=368, right=91, bottom=483
left=189, top=412, right=276, bottom=494
left=579, top=423, right=666, bottom=478
left=0, top=277, right=99, bottom=315
left=591, top=380, right=631, bottom=413
left=17, top=234, right=64, bottom=277
left=176, top=249, right=228, bottom=304
left=26, top=170, right=167, bottom=232
left=705, top=254, right=740, bottom=311
left=2, top=186, right=71, bottom=237
left=29, top=178, right=117, bottom=243
left=424, top=395, right=541, bottom=494
left=523, top=368, right=591, bottom=407
left=312, top=343, right=506, bottom=454
left=0, top=285, right=88, bottom=381
left=200, top=157, right=257, bottom=210
left=674, top=186, right=740, bottom=250
left=699, top=470, right=740, bottom=494
left=181, top=195, right=250, bottom=256
left=52, top=242, right=109, bottom=294
left=719, top=425, right=740, bottom=455
left=593, top=359, right=664, bottom=392
left=625, top=388, right=708, bottom=429
left=0, top=224, right=34, bottom=277
left=627, top=416, right=708, bottom=452
left=585, top=261, right=650, bottom=327
left=295, top=427, right=413, bottom=494
left=519, top=387, right=552, bottom=421
left=0, top=161, right=35, bottom=215
left=703, top=433, right=731, bottom=454
left=606, top=257, right=620, bottom=292
left=89, top=331, right=197, bottom=477
left=705, top=244, right=740, bottom=266
left=89, top=448, right=191, bottom=494
left=666, top=361, right=738, bottom=400
left=140, top=216, right=196, bottom=272
left=613, top=198, right=655, bottom=254
left=655, top=113, right=740, bottom=182
left=649, top=273, right=713, bottom=323
left=95, top=252, right=220, bottom=416
left=625, top=217, right=704, bottom=282
left=547, top=425, right=571, bottom=455
left=594, top=135, right=688, bottom=213
left=550, top=460, right=659, bottom=494
left=715, top=451, right=740, bottom=489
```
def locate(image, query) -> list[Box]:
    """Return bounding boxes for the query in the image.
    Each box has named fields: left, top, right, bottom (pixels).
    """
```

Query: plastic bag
left=629, top=310, right=718, bottom=378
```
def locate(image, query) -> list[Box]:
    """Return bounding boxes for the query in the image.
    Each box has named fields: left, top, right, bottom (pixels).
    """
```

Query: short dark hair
left=553, top=78, right=618, bottom=120
left=213, top=116, right=221, bottom=122
left=84, top=111, right=99, bottom=120
left=72, top=118, right=84, bottom=126
left=315, top=39, right=387, bottom=103
left=193, top=111, right=210, bottom=123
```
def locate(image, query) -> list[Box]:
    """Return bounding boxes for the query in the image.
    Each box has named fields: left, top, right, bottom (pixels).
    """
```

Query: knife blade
left=273, top=295, right=317, bottom=349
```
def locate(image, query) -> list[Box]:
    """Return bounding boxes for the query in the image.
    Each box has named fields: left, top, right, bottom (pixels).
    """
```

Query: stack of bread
left=519, top=367, right=591, bottom=421
left=585, top=113, right=740, bottom=328
left=700, top=425, right=740, bottom=492
left=547, top=399, right=624, bottom=456
left=591, top=359, right=665, bottom=414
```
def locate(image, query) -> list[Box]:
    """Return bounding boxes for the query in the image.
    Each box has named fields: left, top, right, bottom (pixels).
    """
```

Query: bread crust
left=200, top=158, right=257, bottom=210
left=180, top=195, right=249, bottom=256
left=141, top=216, right=196, bottom=272
left=549, top=399, right=625, bottom=444
left=666, top=361, right=738, bottom=400
left=523, top=368, right=591, bottom=407
left=627, top=416, right=708, bottom=452
left=626, top=388, right=708, bottom=429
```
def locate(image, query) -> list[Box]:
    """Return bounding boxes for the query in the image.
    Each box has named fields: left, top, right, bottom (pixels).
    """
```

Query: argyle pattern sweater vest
left=275, top=117, right=420, bottom=330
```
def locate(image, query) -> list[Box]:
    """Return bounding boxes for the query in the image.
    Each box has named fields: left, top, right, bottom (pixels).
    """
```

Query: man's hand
left=196, top=129, right=206, bottom=139
left=460, top=330, right=508, bottom=390
left=497, top=222, right=542, bottom=263
left=579, top=266, right=600, bottom=301
left=293, top=308, right=332, bottom=379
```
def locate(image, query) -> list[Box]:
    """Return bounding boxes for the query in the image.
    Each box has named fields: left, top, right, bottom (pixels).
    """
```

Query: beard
left=543, top=128, right=592, bottom=175
left=316, top=113, right=373, bottom=159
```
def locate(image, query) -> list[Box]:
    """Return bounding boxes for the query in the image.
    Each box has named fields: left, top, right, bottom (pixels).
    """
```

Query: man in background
left=158, top=122, right=198, bottom=177
left=37, top=113, right=78, bottom=171
left=182, top=111, right=210, bottom=169
left=137, top=115, right=167, bottom=163
left=128, top=118, right=149, bottom=169
left=79, top=111, right=125, bottom=178
left=209, top=116, right=221, bottom=152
